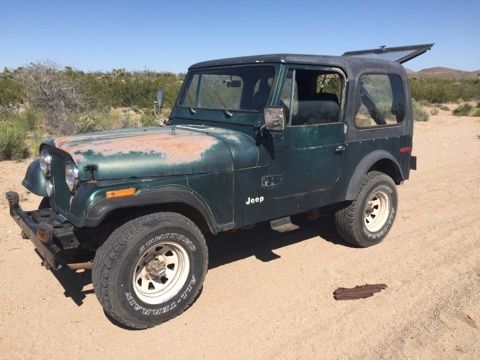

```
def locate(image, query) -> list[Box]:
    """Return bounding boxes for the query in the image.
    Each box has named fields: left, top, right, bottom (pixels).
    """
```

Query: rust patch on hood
left=54, top=131, right=218, bottom=164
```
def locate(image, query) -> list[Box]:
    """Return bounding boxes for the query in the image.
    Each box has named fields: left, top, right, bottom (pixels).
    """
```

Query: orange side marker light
left=106, top=187, right=136, bottom=199
left=37, top=230, right=48, bottom=243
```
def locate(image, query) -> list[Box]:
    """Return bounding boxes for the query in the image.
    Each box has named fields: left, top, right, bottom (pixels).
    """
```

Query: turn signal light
left=37, top=229, right=49, bottom=243
left=106, top=187, right=136, bottom=199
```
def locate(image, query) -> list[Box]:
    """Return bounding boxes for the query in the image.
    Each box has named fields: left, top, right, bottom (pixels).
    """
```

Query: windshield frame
left=176, top=64, right=278, bottom=114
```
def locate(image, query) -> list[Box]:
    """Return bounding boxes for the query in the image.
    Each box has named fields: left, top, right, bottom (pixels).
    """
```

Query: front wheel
left=92, top=212, right=208, bottom=329
left=335, top=171, right=398, bottom=247
left=38, top=197, right=50, bottom=209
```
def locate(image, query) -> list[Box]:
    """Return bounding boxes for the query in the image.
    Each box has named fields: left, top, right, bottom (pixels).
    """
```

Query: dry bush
left=19, top=62, right=88, bottom=135
left=453, top=103, right=473, bottom=116
left=412, top=99, right=429, bottom=121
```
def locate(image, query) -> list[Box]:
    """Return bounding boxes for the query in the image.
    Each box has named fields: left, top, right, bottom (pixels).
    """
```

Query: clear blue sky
left=1, top=0, right=479, bottom=73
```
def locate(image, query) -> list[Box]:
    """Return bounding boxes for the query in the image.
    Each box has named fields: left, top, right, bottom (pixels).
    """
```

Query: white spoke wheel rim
left=132, top=241, right=190, bottom=305
left=364, top=190, right=390, bottom=232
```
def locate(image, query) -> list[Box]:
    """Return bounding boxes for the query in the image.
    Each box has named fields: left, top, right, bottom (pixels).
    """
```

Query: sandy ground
left=0, top=112, right=479, bottom=360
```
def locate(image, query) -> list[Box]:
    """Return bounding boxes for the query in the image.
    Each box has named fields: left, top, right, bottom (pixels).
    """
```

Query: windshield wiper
left=213, top=89, right=233, bottom=117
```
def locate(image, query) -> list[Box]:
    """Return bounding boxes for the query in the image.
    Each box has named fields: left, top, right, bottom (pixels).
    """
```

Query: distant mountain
left=408, top=67, right=480, bottom=78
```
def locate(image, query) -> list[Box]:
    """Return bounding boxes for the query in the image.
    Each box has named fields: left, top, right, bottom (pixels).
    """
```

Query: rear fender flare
left=345, top=150, right=404, bottom=200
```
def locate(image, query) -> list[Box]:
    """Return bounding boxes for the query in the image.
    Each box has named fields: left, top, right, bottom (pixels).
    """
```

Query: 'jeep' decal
left=246, top=196, right=264, bottom=205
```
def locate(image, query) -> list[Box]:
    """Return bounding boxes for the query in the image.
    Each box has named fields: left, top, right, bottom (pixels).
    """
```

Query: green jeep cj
left=6, top=44, right=432, bottom=329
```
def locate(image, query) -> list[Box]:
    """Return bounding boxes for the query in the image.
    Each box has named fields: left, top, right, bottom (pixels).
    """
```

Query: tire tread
left=92, top=212, right=208, bottom=329
left=335, top=171, right=396, bottom=248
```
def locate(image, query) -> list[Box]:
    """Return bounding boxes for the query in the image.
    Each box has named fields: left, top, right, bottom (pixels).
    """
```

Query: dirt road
left=1, top=113, right=479, bottom=359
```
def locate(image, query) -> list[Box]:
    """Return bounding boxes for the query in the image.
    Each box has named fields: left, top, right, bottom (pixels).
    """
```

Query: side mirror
left=263, top=107, right=285, bottom=132
left=153, top=90, right=164, bottom=119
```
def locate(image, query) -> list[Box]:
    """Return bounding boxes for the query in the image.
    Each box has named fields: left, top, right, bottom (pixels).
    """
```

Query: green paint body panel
left=22, top=159, right=48, bottom=197
left=22, top=55, right=415, bottom=233
left=48, top=126, right=234, bottom=180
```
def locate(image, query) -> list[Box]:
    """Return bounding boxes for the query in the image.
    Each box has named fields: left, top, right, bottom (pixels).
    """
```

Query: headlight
left=39, top=148, right=52, bottom=177
left=65, top=161, right=79, bottom=192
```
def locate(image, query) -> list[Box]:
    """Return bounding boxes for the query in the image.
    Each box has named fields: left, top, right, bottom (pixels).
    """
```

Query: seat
left=293, top=93, right=340, bottom=125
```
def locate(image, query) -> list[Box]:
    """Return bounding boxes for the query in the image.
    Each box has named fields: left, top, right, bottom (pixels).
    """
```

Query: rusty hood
left=44, top=126, right=236, bottom=181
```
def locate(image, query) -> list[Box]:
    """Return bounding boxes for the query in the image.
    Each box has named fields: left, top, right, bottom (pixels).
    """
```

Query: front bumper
left=5, top=192, right=80, bottom=270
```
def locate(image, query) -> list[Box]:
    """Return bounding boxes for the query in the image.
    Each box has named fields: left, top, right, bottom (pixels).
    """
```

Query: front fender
left=22, top=159, right=48, bottom=197
left=346, top=150, right=404, bottom=200
left=84, top=186, right=219, bottom=233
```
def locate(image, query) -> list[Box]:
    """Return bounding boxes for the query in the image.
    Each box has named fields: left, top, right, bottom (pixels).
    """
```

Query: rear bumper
left=5, top=192, right=79, bottom=270
left=410, top=155, right=417, bottom=170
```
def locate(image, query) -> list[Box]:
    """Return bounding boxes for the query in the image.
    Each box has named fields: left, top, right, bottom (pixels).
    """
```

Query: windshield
left=178, top=66, right=275, bottom=112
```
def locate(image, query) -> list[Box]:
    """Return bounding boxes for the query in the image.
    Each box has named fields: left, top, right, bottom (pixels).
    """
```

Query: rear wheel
left=335, top=171, right=397, bottom=247
left=92, top=212, right=208, bottom=329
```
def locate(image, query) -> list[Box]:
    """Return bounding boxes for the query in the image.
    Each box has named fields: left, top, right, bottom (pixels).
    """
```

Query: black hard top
left=189, top=53, right=405, bottom=73
left=189, top=44, right=435, bottom=72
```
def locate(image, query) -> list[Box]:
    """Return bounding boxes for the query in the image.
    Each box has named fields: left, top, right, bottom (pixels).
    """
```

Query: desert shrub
left=73, top=110, right=138, bottom=134
left=76, top=70, right=182, bottom=110
left=19, top=62, right=89, bottom=135
left=0, top=69, right=24, bottom=106
left=30, top=129, right=46, bottom=155
left=412, top=99, right=429, bottom=121
left=4, top=66, right=183, bottom=113
left=409, top=78, right=480, bottom=103
left=140, top=113, right=158, bottom=127
left=440, top=105, right=450, bottom=111
left=73, top=113, right=101, bottom=133
left=452, top=103, right=473, bottom=116
left=0, top=120, right=29, bottom=160
left=131, top=105, right=141, bottom=113
left=115, top=115, right=137, bottom=129
left=430, top=108, right=439, bottom=115
left=0, top=109, right=45, bottom=158
left=472, top=108, right=480, bottom=117
left=19, top=108, right=40, bottom=130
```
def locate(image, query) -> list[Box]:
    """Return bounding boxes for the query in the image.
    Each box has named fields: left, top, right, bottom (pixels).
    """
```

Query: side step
left=270, top=217, right=299, bottom=233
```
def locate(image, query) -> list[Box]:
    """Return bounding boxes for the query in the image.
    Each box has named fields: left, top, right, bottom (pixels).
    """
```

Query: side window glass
left=355, top=74, right=405, bottom=128
left=279, top=68, right=343, bottom=126
left=279, top=69, right=297, bottom=123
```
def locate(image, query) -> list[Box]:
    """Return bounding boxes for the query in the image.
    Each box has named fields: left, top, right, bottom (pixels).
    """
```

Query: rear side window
left=354, top=74, right=405, bottom=128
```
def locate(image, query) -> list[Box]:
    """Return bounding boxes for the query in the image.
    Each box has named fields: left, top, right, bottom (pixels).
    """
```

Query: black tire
left=38, top=197, right=50, bottom=209
left=334, top=171, right=397, bottom=248
left=92, top=212, right=208, bottom=329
